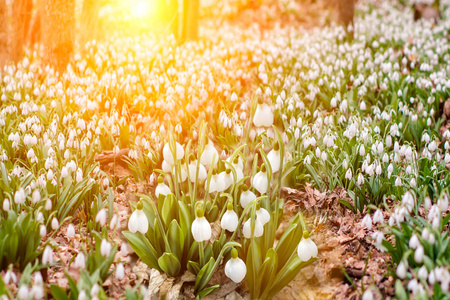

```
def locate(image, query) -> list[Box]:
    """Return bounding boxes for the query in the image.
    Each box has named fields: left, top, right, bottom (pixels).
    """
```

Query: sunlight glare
left=130, top=0, right=154, bottom=18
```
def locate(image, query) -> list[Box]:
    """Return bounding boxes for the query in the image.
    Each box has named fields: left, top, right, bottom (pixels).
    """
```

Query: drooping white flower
left=252, top=164, right=269, bottom=194
left=76, top=168, right=83, bottom=183
left=100, top=239, right=112, bottom=257
left=256, top=205, right=270, bottom=226
left=414, top=245, right=424, bottom=263
left=128, top=201, right=149, bottom=234
left=267, top=142, right=281, bottom=173
left=51, top=217, right=59, bottom=230
left=95, top=208, right=107, bottom=226
left=17, top=285, right=29, bottom=300
left=361, top=214, right=372, bottom=230
left=155, top=176, right=171, bottom=198
left=224, top=248, right=247, bottom=283
left=3, top=199, right=9, bottom=211
left=409, top=234, right=419, bottom=249
left=373, top=209, right=384, bottom=224
left=418, top=266, right=428, bottom=280
left=14, top=188, right=25, bottom=204
left=217, top=169, right=234, bottom=192
left=200, top=139, right=219, bottom=167
left=243, top=218, right=263, bottom=238
left=162, top=142, right=184, bottom=165
left=40, top=225, right=47, bottom=237
left=115, top=263, right=125, bottom=280
left=42, top=246, right=54, bottom=264
left=4, top=269, right=17, bottom=284
left=240, top=185, right=256, bottom=208
left=396, top=260, right=407, bottom=279
left=345, top=168, right=352, bottom=180
left=191, top=208, right=211, bottom=242
left=253, top=102, right=274, bottom=128
left=67, top=224, right=75, bottom=239
left=74, top=252, right=86, bottom=269
left=297, top=231, right=318, bottom=262
left=188, top=160, right=207, bottom=182
left=221, top=203, right=239, bottom=232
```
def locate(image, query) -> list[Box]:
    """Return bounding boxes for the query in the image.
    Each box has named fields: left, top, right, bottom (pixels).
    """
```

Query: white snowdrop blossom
left=224, top=248, right=247, bottom=283
left=191, top=208, right=211, bottom=242
left=128, top=201, right=149, bottom=234
left=297, top=231, right=318, bottom=262
left=221, top=203, right=239, bottom=232
left=253, top=102, right=274, bottom=127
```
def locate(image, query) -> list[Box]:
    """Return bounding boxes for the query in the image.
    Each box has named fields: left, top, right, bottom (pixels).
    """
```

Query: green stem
left=199, top=241, right=205, bottom=267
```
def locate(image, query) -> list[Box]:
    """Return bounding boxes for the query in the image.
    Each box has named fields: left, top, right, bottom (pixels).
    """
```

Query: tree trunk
left=337, top=0, right=354, bottom=29
left=167, top=0, right=179, bottom=39
left=181, top=0, right=199, bottom=42
left=41, top=0, right=75, bottom=73
left=12, top=0, right=33, bottom=63
left=0, top=0, right=8, bottom=68
left=79, top=0, right=100, bottom=49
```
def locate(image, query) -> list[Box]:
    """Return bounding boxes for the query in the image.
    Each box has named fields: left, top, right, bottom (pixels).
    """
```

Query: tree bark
left=79, top=0, right=100, bottom=49
left=11, top=0, right=33, bottom=63
left=181, top=0, right=199, bottom=41
left=0, top=0, right=8, bottom=68
left=337, top=0, right=354, bottom=29
left=41, top=0, right=75, bottom=74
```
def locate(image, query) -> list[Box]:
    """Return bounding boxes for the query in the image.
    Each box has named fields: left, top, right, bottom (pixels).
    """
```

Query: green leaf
left=195, top=257, right=216, bottom=292
left=247, top=239, right=262, bottom=298
left=187, top=260, right=200, bottom=275
left=50, top=285, right=69, bottom=300
left=123, top=231, right=160, bottom=270
left=158, top=252, right=181, bottom=277
left=197, top=285, right=220, bottom=298
left=258, top=248, right=279, bottom=299
left=167, top=220, right=185, bottom=260
left=395, top=279, right=408, bottom=300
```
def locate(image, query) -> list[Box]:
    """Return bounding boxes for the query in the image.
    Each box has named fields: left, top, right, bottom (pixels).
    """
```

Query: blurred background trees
left=0, top=0, right=441, bottom=72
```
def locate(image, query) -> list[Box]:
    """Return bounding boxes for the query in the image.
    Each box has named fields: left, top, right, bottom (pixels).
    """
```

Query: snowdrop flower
left=110, top=214, right=118, bottom=230
left=42, top=246, right=54, bottom=264
left=100, top=239, right=112, bottom=257
left=221, top=202, right=238, bottom=232
left=51, top=217, right=59, bottom=230
left=200, top=139, right=219, bottom=167
left=40, top=225, right=47, bottom=237
left=67, top=224, right=75, bottom=239
left=2, top=199, right=9, bottom=211
left=128, top=201, right=149, bottom=234
left=297, top=231, right=318, bottom=262
left=402, top=191, right=415, bottom=213
left=162, top=141, right=184, bottom=165
left=253, top=101, right=274, bottom=127
left=243, top=217, right=264, bottom=238
left=191, top=207, right=211, bottom=242
left=91, top=284, right=100, bottom=298
left=217, top=169, right=234, bottom=191
left=115, top=263, right=125, bottom=280
left=225, top=248, right=247, bottom=283
left=252, top=164, right=269, bottom=194
left=373, top=209, right=384, bottom=224
left=17, top=285, right=29, bottom=300
left=357, top=173, right=364, bottom=186
left=95, top=208, right=107, bottom=226
left=188, top=160, right=207, bottom=182
left=267, top=142, right=281, bottom=173
left=438, top=194, right=449, bottom=212
left=394, top=176, right=402, bottom=186
left=414, top=245, right=424, bottom=263
left=14, top=188, right=25, bottom=204
left=61, top=166, right=69, bottom=178
left=240, top=185, right=256, bottom=208
left=31, top=283, right=44, bottom=299
left=256, top=204, right=270, bottom=226
left=359, top=144, right=365, bottom=156
left=361, top=214, right=372, bottom=230
left=345, top=168, right=352, bottom=180
left=155, top=176, right=171, bottom=198
left=396, top=260, right=407, bottom=279
left=74, top=252, right=86, bottom=269
left=76, top=168, right=83, bottom=183
left=362, top=289, right=373, bottom=300
left=4, top=269, right=17, bottom=284
left=32, top=189, right=41, bottom=203
left=409, top=234, right=419, bottom=249
left=418, top=266, right=428, bottom=280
